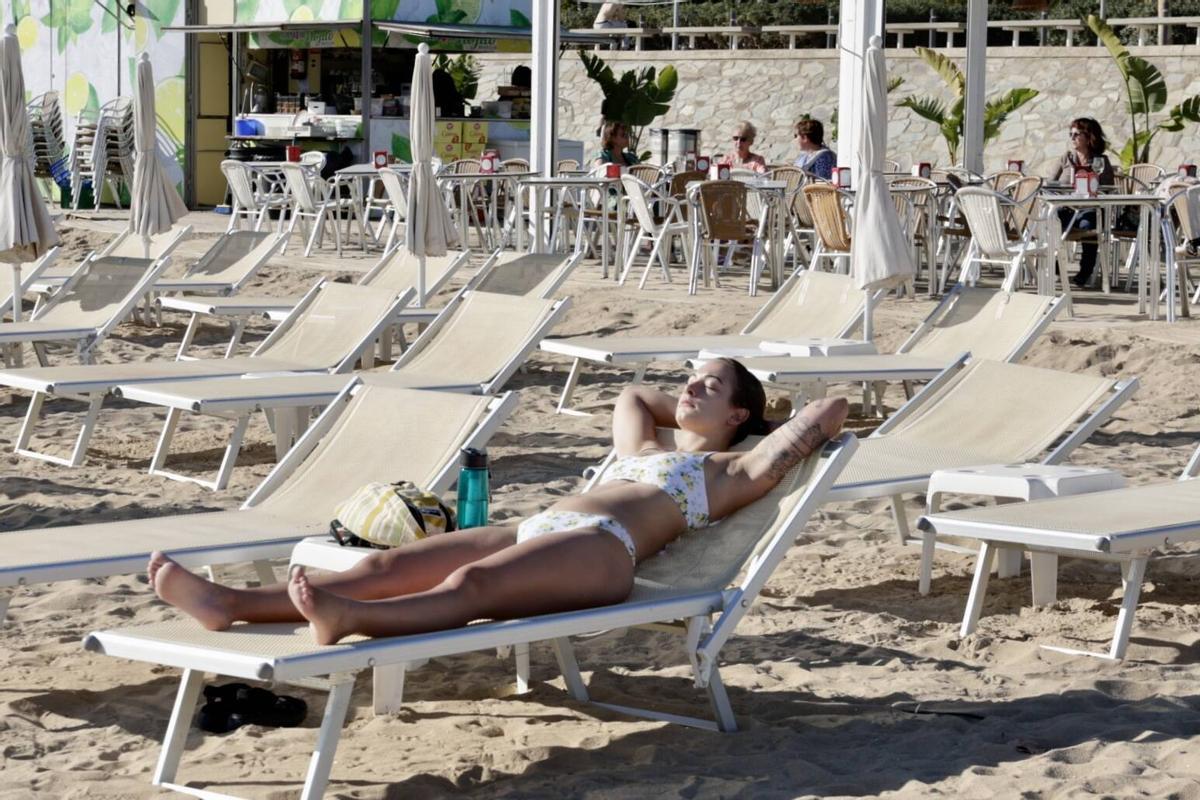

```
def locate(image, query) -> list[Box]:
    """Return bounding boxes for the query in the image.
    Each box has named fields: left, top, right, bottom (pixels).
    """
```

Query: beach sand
left=2, top=216, right=1200, bottom=798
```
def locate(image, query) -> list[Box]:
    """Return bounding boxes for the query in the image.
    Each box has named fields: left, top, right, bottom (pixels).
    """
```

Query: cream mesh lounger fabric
left=364, top=250, right=465, bottom=294
left=748, top=270, right=862, bottom=340
left=29, top=257, right=151, bottom=329
left=835, top=360, right=1114, bottom=488
left=258, top=387, right=491, bottom=523
left=397, top=292, right=557, bottom=384
left=924, top=480, right=1200, bottom=551
left=181, top=231, right=274, bottom=281
left=909, top=289, right=1054, bottom=361
left=106, top=227, right=189, bottom=259
left=473, top=254, right=568, bottom=298
left=750, top=354, right=951, bottom=381
left=256, top=283, right=399, bottom=370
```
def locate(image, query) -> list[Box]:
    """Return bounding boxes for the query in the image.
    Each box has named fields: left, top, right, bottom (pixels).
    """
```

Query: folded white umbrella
left=851, top=35, right=914, bottom=341
left=129, top=53, right=186, bottom=256
left=0, top=24, right=59, bottom=324
left=404, top=42, right=460, bottom=306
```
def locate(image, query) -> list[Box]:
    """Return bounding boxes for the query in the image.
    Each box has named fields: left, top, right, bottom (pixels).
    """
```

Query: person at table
left=726, top=121, right=768, bottom=174
left=793, top=118, right=836, bottom=180
left=1049, top=117, right=1115, bottom=288
left=592, top=120, right=640, bottom=169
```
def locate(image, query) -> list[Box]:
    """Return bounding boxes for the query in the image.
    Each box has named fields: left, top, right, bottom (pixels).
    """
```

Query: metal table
left=519, top=175, right=626, bottom=279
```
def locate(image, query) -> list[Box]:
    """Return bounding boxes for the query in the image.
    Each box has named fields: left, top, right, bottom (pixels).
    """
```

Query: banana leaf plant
left=579, top=52, right=678, bottom=161
left=896, top=47, right=1039, bottom=165
left=1086, top=15, right=1200, bottom=169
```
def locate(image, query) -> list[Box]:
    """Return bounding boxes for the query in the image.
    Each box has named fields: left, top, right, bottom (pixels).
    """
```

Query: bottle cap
left=461, top=447, right=488, bottom=469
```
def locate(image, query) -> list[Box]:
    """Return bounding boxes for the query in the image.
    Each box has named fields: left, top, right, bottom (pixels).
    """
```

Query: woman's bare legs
left=148, top=525, right=519, bottom=631
left=289, top=527, right=635, bottom=645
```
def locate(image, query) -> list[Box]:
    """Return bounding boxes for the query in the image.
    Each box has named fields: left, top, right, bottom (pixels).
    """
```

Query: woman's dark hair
left=715, top=358, right=770, bottom=445
left=599, top=120, right=629, bottom=153
left=794, top=118, right=825, bottom=147
left=1070, top=117, right=1107, bottom=157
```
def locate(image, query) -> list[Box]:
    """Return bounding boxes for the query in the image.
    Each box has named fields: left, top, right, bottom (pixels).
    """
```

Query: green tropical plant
left=1086, top=15, right=1200, bottom=168
left=579, top=52, right=678, bottom=160
left=433, top=54, right=480, bottom=101
left=897, top=47, right=1039, bottom=165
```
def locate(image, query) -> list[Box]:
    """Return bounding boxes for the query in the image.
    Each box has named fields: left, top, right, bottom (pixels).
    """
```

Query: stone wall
left=475, top=47, right=1200, bottom=173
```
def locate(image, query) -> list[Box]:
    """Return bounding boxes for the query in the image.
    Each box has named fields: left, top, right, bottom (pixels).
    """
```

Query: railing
left=568, top=15, right=1200, bottom=51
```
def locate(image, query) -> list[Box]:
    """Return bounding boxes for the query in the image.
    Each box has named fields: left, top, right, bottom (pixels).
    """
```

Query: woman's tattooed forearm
left=764, top=417, right=828, bottom=481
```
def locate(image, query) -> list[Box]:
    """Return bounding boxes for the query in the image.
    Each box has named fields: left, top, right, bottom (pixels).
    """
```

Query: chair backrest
left=359, top=248, right=467, bottom=295
left=908, top=287, right=1057, bottom=362
left=556, top=158, right=580, bottom=173
left=257, top=387, right=495, bottom=523
left=279, top=162, right=322, bottom=212
left=882, top=360, right=1116, bottom=464
left=955, top=186, right=1013, bottom=258
left=501, top=158, right=529, bottom=173
left=696, top=180, right=753, bottom=241
left=987, top=170, right=1022, bottom=192
left=669, top=169, right=705, bottom=199
left=1129, top=163, right=1165, bottom=188
left=221, top=160, right=259, bottom=211
left=447, top=159, right=482, bottom=175
left=255, top=283, right=402, bottom=370
left=472, top=253, right=578, bottom=299
left=186, top=230, right=279, bottom=282
left=1169, top=184, right=1200, bottom=242
left=299, top=151, right=327, bottom=172
left=884, top=158, right=901, bottom=173
left=394, top=291, right=563, bottom=385
left=1004, top=175, right=1043, bottom=234
left=745, top=269, right=863, bottom=339
left=378, top=167, right=409, bottom=218
left=37, top=256, right=153, bottom=328
left=628, top=163, right=663, bottom=187
left=803, top=183, right=852, bottom=253
left=769, top=166, right=806, bottom=195
left=620, top=174, right=661, bottom=231
left=888, top=180, right=934, bottom=238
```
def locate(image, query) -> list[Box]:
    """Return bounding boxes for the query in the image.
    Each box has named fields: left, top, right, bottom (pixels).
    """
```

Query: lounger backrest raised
left=470, top=252, right=582, bottom=299
left=359, top=248, right=469, bottom=295
left=102, top=225, right=191, bottom=259
left=253, top=283, right=408, bottom=371
left=879, top=360, right=1115, bottom=462
left=35, top=256, right=162, bottom=329
left=743, top=269, right=863, bottom=340
left=903, top=287, right=1061, bottom=363
left=184, top=230, right=277, bottom=283
left=391, top=290, right=570, bottom=388
left=250, top=386, right=497, bottom=524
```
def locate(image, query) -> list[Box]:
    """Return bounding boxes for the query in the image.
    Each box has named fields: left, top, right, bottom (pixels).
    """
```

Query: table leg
left=1137, top=206, right=1149, bottom=315
left=1149, top=207, right=1162, bottom=321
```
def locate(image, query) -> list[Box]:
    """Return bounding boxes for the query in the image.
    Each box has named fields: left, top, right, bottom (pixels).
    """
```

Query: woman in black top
left=1050, top=117, right=1114, bottom=288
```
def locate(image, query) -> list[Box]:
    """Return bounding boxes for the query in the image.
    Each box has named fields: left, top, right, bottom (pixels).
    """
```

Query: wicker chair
left=889, top=176, right=938, bottom=291
left=628, top=163, right=664, bottom=188
left=802, top=183, right=852, bottom=272
left=1165, top=183, right=1200, bottom=311
left=688, top=180, right=762, bottom=294
left=987, top=170, right=1023, bottom=192
left=556, top=158, right=580, bottom=173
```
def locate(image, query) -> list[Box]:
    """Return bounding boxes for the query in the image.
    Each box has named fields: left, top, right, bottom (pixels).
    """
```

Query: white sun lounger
left=0, top=246, right=178, bottom=367
left=0, top=282, right=410, bottom=469
left=82, top=432, right=856, bottom=800
left=917, top=446, right=1200, bottom=661
left=114, top=290, right=572, bottom=489
left=0, top=383, right=517, bottom=631
left=824, top=359, right=1138, bottom=590
left=25, top=224, right=193, bottom=298
left=159, top=246, right=474, bottom=359
left=0, top=246, right=59, bottom=320
left=738, top=287, right=1065, bottom=411
left=540, top=268, right=867, bottom=413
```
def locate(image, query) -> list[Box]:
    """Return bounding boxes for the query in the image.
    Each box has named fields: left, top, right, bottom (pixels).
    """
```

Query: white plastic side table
left=756, top=337, right=879, bottom=357
left=921, top=463, right=1126, bottom=598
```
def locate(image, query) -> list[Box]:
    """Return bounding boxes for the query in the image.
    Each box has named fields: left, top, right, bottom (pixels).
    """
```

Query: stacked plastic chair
left=27, top=91, right=67, bottom=198
left=69, top=97, right=134, bottom=210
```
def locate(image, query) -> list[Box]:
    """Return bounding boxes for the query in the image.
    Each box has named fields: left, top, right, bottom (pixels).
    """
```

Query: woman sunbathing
left=149, top=358, right=848, bottom=645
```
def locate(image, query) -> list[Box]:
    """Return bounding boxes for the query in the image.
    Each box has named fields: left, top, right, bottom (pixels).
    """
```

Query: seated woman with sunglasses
left=146, top=358, right=848, bottom=645
left=592, top=120, right=641, bottom=170
left=1049, top=117, right=1115, bottom=289
left=726, top=121, right=769, bottom=174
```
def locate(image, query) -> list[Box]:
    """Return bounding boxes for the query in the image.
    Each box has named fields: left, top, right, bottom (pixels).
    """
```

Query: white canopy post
left=530, top=0, right=559, bottom=253
left=962, top=0, right=987, bottom=174
left=836, top=0, right=883, bottom=168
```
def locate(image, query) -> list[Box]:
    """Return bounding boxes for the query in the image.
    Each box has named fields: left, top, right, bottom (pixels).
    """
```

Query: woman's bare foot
left=148, top=551, right=234, bottom=631
left=287, top=567, right=353, bottom=645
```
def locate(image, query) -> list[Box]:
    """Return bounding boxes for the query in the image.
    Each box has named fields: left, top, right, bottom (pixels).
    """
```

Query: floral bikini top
left=600, top=450, right=713, bottom=530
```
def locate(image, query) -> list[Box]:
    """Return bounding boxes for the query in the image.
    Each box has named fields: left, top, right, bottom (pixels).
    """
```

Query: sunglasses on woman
left=732, top=136, right=750, bottom=142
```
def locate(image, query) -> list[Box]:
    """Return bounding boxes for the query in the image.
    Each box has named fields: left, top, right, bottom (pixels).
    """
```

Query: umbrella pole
left=10, top=264, right=20, bottom=323
left=417, top=254, right=426, bottom=307
left=863, top=288, right=874, bottom=342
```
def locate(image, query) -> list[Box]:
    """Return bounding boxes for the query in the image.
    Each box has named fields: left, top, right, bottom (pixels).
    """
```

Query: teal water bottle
left=456, top=448, right=490, bottom=529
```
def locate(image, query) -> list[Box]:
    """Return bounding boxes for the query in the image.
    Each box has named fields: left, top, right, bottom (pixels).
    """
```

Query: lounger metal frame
left=8, top=281, right=410, bottom=471
left=917, top=448, right=1200, bottom=661
left=0, top=384, right=519, bottom=627
left=83, top=434, right=856, bottom=800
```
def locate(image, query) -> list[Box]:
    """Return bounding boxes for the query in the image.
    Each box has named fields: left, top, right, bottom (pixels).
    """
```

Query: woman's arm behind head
left=737, top=397, right=849, bottom=489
